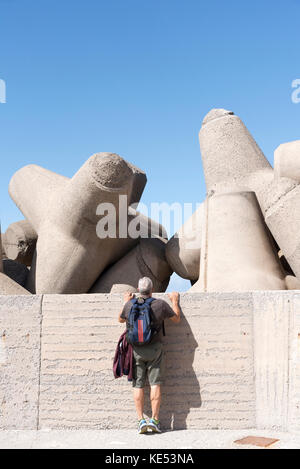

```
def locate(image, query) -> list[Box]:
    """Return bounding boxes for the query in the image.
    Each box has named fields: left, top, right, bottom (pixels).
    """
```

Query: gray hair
left=138, top=277, right=153, bottom=295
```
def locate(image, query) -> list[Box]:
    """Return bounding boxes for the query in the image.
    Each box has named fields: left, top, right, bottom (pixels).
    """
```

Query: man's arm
left=118, top=292, right=135, bottom=323
left=167, top=292, right=181, bottom=323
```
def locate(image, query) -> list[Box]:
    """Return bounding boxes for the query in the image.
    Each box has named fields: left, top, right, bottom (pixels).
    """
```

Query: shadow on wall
left=144, top=313, right=201, bottom=430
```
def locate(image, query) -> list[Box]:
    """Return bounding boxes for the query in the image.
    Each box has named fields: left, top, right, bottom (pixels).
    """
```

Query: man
left=118, top=276, right=181, bottom=434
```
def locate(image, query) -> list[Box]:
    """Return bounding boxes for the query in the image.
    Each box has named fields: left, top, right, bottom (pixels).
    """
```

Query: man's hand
left=124, top=292, right=135, bottom=303
left=168, top=292, right=181, bottom=324
left=118, top=292, right=135, bottom=324
left=168, top=291, right=180, bottom=305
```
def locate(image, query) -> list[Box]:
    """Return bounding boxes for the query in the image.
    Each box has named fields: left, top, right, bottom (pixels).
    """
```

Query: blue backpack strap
left=144, top=297, right=155, bottom=305
left=144, top=297, right=166, bottom=336
left=144, top=297, right=155, bottom=329
left=128, top=298, right=139, bottom=324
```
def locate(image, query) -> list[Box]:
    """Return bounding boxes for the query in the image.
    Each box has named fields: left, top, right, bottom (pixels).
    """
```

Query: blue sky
left=1, top=0, right=300, bottom=290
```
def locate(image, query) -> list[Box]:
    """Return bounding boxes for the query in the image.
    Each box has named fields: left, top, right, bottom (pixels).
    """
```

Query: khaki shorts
left=132, top=341, right=164, bottom=388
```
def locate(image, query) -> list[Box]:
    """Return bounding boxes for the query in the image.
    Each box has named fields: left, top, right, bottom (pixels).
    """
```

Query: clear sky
left=1, top=0, right=300, bottom=290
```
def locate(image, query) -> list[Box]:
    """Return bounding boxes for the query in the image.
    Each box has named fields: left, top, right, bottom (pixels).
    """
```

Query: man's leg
left=133, top=387, right=145, bottom=420
left=132, top=348, right=147, bottom=420
left=147, top=344, right=164, bottom=433
left=150, top=384, right=161, bottom=420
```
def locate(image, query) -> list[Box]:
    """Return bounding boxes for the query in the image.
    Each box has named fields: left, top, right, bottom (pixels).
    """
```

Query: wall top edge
left=0, top=290, right=299, bottom=300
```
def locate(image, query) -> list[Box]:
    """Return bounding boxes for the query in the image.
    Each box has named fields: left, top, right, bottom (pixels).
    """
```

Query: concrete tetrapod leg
left=9, top=157, right=166, bottom=293
left=127, top=207, right=168, bottom=240
left=2, top=220, right=37, bottom=266
left=190, top=191, right=286, bottom=292
left=274, top=140, right=300, bottom=182
left=8, top=165, right=68, bottom=232
left=8, top=169, right=165, bottom=258
left=9, top=153, right=148, bottom=294
left=166, top=204, right=203, bottom=281
left=110, top=284, right=138, bottom=294
left=198, top=108, right=297, bottom=209
left=285, top=275, right=300, bottom=290
left=199, top=108, right=300, bottom=283
left=90, top=237, right=172, bottom=293
left=199, top=109, right=271, bottom=193
left=0, top=231, right=30, bottom=295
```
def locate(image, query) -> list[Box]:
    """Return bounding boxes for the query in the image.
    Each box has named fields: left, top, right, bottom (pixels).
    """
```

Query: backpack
left=126, top=297, right=165, bottom=346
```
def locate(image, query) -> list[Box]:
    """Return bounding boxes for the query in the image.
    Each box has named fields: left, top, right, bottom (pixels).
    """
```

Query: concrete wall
left=0, top=292, right=299, bottom=431
left=0, top=295, right=42, bottom=429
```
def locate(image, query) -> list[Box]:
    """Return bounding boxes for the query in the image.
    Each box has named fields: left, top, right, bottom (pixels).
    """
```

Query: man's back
left=121, top=297, right=175, bottom=343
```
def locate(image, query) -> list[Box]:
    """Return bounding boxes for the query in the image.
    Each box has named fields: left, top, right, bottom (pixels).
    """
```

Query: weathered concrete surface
left=199, top=109, right=270, bottom=192
left=274, top=140, right=300, bottom=182
left=166, top=204, right=203, bottom=281
left=1, top=292, right=300, bottom=431
left=253, top=293, right=290, bottom=429
left=2, top=220, right=37, bottom=266
left=198, top=109, right=300, bottom=285
left=0, top=233, right=31, bottom=295
left=0, top=295, right=42, bottom=429
left=9, top=154, right=148, bottom=294
left=90, top=238, right=172, bottom=293
left=192, top=192, right=286, bottom=292
left=285, top=275, right=300, bottom=290
left=39, top=293, right=254, bottom=430
left=288, top=293, right=300, bottom=432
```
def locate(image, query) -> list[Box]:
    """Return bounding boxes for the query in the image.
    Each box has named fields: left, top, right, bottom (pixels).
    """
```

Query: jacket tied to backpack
left=113, top=331, right=133, bottom=381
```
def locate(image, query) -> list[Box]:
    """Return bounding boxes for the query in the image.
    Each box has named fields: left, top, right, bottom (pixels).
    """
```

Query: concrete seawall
left=0, top=292, right=299, bottom=431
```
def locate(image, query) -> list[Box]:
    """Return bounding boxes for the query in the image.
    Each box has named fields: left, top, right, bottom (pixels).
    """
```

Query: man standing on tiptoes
left=118, top=277, right=181, bottom=434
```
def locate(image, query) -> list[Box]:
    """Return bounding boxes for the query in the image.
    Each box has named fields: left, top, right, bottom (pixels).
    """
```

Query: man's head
left=138, top=277, right=153, bottom=297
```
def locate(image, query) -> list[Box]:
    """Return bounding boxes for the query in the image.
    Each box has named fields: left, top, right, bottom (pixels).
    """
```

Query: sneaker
left=138, top=419, right=148, bottom=434
left=147, top=418, right=162, bottom=433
